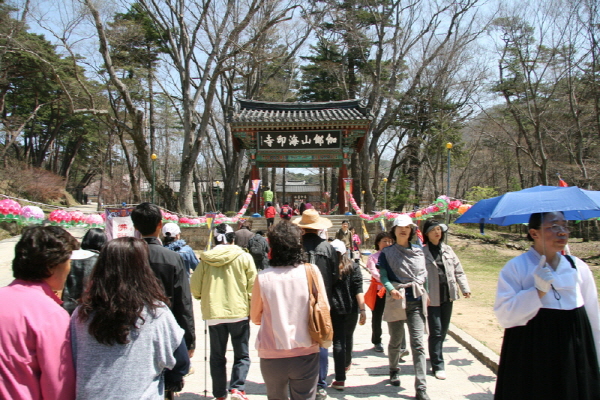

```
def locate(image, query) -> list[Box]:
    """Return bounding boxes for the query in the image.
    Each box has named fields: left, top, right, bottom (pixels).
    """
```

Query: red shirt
left=265, top=206, right=276, bottom=218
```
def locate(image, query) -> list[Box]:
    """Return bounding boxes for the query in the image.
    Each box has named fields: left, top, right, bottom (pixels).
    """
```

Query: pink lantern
left=449, top=200, right=462, bottom=210
left=85, top=214, right=104, bottom=226
left=21, top=205, right=44, bottom=220
left=70, top=211, right=85, bottom=224
left=0, top=199, right=22, bottom=217
left=49, top=209, right=71, bottom=224
left=408, top=212, right=416, bottom=219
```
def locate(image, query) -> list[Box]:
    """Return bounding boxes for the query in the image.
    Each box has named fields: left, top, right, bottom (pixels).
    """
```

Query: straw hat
left=292, top=209, right=333, bottom=230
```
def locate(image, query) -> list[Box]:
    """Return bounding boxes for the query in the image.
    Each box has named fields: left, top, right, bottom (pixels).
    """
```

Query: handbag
left=305, top=263, right=333, bottom=348
left=364, top=277, right=379, bottom=311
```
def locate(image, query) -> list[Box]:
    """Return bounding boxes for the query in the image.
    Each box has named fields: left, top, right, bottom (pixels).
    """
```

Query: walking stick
left=203, top=214, right=216, bottom=398
left=204, top=320, right=208, bottom=398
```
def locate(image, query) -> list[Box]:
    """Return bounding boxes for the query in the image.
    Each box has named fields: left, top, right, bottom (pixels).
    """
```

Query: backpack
left=280, top=205, right=291, bottom=218
left=248, top=235, right=265, bottom=260
left=305, top=240, right=338, bottom=301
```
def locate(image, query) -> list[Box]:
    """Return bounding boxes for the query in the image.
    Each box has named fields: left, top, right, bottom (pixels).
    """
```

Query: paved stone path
left=0, top=217, right=498, bottom=399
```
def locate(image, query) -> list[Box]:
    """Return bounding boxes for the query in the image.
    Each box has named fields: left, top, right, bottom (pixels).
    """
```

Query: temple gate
left=229, top=99, right=373, bottom=214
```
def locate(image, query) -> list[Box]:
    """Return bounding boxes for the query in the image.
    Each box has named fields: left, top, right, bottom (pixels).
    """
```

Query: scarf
left=383, top=243, right=427, bottom=285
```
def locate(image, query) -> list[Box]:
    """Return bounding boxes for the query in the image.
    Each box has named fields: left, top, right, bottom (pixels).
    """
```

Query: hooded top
left=165, top=239, right=199, bottom=275
left=190, top=245, right=257, bottom=321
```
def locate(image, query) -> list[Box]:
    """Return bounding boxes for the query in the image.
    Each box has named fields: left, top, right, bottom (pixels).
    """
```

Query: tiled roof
left=229, top=99, right=373, bottom=126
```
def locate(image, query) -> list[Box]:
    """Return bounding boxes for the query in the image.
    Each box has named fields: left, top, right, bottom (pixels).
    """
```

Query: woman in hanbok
left=494, top=211, right=600, bottom=399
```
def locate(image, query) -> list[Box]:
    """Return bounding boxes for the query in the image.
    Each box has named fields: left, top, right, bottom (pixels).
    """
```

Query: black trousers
left=331, top=312, right=359, bottom=382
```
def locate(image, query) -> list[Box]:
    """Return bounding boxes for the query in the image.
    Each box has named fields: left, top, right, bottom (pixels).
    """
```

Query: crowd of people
left=1, top=203, right=599, bottom=400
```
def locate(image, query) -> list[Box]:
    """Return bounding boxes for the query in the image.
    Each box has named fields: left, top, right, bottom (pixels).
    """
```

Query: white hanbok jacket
left=494, top=247, right=600, bottom=366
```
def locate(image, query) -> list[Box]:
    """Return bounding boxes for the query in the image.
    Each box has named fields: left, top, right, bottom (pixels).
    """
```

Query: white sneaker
left=434, top=370, right=447, bottom=380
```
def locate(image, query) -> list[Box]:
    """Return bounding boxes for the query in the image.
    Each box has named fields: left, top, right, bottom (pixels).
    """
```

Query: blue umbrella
left=455, top=186, right=600, bottom=226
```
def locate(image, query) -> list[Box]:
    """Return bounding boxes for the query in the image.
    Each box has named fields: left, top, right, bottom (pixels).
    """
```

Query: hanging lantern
left=458, top=204, right=472, bottom=214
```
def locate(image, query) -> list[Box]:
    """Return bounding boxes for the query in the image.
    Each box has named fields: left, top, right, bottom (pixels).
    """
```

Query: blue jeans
left=318, top=347, right=328, bottom=389
left=387, top=300, right=427, bottom=391
left=427, top=301, right=453, bottom=372
left=209, top=320, right=251, bottom=398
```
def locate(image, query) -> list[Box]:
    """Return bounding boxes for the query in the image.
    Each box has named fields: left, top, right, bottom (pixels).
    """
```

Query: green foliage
left=464, top=186, right=499, bottom=202
left=388, top=173, right=417, bottom=211
left=299, top=40, right=346, bottom=101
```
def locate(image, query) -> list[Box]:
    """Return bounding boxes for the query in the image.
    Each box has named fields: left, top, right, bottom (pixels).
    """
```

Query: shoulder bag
left=305, top=263, right=333, bottom=348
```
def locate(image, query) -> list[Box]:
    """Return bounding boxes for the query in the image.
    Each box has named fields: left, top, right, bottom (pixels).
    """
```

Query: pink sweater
left=251, top=264, right=327, bottom=358
left=0, top=280, right=75, bottom=400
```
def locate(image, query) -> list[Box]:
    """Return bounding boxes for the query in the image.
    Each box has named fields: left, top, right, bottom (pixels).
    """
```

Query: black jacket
left=302, top=232, right=338, bottom=303
left=62, top=252, right=99, bottom=315
left=144, top=237, right=196, bottom=350
left=331, top=262, right=363, bottom=315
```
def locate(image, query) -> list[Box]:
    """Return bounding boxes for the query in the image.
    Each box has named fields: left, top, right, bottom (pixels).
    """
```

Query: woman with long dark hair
left=329, top=239, right=366, bottom=391
left=71, top=237, right=190, bottom=399
left=494, top=212, right=600, bottom=399
left=251, top=221, right=329, bottom=400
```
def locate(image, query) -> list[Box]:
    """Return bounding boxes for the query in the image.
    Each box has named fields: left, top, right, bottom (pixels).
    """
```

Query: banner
left=343, top=178, right=353, bottom=194
left=104, top=207, right=136, bottom=241
left=205, top=212, right=217, bottom=251
left=251, top=179, right=261, bottom=193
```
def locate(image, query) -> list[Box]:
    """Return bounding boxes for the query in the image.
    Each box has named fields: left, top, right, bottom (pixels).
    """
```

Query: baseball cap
left=393, top=214, right=416, bottom=227
left=162, top=222, right=181, bottom=237
left=330, top=239, right=347, bottom=255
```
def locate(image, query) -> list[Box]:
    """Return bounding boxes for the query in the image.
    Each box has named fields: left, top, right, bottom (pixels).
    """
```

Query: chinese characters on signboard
left=258, top=131, right=341, bottom=150
left=105, top=207, right=136, bottom=240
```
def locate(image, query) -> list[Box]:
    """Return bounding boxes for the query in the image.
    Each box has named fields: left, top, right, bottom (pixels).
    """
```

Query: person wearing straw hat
left=378, top=214, right=430, bottom=400
left=293, top=209, right=337, bottom=400
left=494, top=211, right=600, bottom=399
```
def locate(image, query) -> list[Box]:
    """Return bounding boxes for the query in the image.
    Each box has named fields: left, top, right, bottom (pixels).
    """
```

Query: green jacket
left=190, top=245, right=257, bottom=320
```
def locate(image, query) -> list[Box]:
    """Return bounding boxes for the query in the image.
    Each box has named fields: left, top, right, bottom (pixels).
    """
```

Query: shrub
left=0, top=162, right=66, bottom=203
